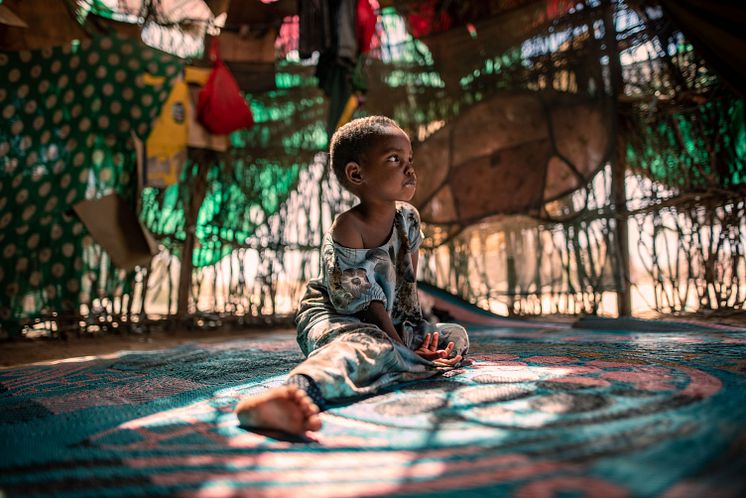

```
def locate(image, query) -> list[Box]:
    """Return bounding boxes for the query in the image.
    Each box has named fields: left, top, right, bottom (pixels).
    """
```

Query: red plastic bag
left=356, top=0, right=376, bottom=54
left=197, top=39, right=254, bottom=134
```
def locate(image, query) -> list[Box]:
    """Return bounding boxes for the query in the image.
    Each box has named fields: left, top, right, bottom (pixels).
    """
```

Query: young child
left=235, top=116, right=469, bottom=435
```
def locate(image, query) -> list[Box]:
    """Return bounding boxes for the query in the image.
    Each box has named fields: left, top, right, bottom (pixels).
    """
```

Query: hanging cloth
left=298, top=0, right=334, bottom=59
left=356, top=0, right=376, bottom=54
left=316, top=0, right=373, bottom=142
left=336, top=0, right=358, bottom=65
left=407, top=0, right=453, bottom=38
left=146, top=78, right=188, bottom=187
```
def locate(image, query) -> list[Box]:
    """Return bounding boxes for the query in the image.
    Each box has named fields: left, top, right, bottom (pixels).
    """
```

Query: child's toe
left=306, top=414, right=322, bottom=431
left=293, top=390, right=311, bottom=405
left=296, top=393, right=319, bottom=414
left=301, top=400, right=319, bottom=416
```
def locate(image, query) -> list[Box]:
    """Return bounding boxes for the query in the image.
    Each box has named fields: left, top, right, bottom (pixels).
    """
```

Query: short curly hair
left=329, top=116, right=403, bottom=188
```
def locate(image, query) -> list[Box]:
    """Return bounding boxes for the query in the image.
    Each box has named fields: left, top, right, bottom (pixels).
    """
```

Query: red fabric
left=407, top=0, right=452, bottom=38
left=197, top=39, right=254, bottom=134
left=545, top=0, right=575, bottom=19
left=355, top=0, right=376, bottom=54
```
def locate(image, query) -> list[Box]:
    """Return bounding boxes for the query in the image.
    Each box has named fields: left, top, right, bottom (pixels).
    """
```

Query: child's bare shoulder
left=330, top=210, right=364, bottom=249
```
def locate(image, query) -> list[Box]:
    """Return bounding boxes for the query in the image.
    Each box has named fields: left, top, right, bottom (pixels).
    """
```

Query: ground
left=0, top=326, right=296, bottom=369
left=2, top=311, right=744, bottom=369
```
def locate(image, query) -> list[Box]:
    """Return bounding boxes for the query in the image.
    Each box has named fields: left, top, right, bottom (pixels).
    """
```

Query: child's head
left=329, top=116, right=416, bottom=202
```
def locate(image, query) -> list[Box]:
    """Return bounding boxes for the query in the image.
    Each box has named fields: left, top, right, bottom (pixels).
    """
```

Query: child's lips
left=403, top=178, right=417, bottom=187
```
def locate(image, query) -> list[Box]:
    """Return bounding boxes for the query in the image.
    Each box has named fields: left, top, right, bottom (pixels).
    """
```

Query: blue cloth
left=292, top=203, right=469, bottom=402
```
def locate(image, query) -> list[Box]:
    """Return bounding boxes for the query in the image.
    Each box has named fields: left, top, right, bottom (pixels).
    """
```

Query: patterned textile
left=316, top=201, right=424, bottom=318
left=1, top=318, right=746, bottom=497
left=292, top=202, right=469, bottom=401
left=286, top=374, right=328, bottom=410
left=290, top=321, right=469, bottom=402
left=0, top=34, right=182, bottom=327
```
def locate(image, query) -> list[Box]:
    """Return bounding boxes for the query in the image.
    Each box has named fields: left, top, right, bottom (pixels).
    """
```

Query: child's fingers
left=436, top=342, right=455, bottom=358
left=417, top=350, right=442, bottom=360
left=439, top=356, right=461, bottom=367
left=443, top=342, right=455, bottom=357
left=420, top=333, right=431, bottom=349
left=430, top=332, right=439, bottom=351
left=434, top=354, right=462, bottom=367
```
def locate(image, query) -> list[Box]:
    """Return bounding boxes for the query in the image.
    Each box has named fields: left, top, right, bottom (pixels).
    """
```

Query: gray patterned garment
left=292, top=202, right=469, bottom=402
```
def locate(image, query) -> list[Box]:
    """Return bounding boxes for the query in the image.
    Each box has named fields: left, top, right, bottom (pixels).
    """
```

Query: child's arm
left=363, top=301, right=404, bottom=344
left=409, top=241, right=462, bottom=366
left=363, top=239, right=419, bottom=345
left=363, top=303, right=457, bottom=364
left=412, top=250, right=419, bottom=284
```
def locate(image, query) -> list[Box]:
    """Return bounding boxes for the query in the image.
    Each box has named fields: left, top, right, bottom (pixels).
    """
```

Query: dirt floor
left=0, top=326, right=296, bottom=369
left=2, top=312, right=744, bottom=369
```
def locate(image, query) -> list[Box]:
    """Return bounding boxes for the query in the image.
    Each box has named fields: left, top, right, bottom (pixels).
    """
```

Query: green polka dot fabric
left=0, top=35, right=182, bottom=334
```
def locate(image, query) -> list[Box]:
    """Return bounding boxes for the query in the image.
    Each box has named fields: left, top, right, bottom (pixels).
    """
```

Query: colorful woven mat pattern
left=2, top=323, right=746, bottom=497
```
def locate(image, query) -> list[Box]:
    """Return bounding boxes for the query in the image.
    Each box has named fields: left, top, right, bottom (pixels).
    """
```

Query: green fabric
left=138, top=60, right=326, bottom=268
left=139, top=158, right=302, bottom=268
left=626, top=98, right=746, bottom=189
left=124, top=6, right=499, bottom=270
left=0, top=35, right=182, bottom=333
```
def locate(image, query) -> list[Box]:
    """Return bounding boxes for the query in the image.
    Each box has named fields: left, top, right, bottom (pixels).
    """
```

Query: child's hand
left=415, top=332, right=461, bottom=366
left=433, top=354, right=462, bottom=368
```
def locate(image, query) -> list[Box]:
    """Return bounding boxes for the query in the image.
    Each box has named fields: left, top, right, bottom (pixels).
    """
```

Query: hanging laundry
left=316, top=50, right=351, bottom=138
left=356, top=0, right=377, bottom=54
left=146, top=78, right=188, bottom=187
left=336, top=0, right=358, bottom=65
left=408, top=0, right=453, bottom=38
left=298, top=0, right=334, bottom=59
left=184, top=66, right=229, bottom=151
left=315, top=0, right=376, bottom=143
left=72, top=193, right=158, bottom=271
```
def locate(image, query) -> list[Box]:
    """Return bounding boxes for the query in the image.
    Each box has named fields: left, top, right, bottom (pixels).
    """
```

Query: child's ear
left=345, top=161, right=363, bottom=185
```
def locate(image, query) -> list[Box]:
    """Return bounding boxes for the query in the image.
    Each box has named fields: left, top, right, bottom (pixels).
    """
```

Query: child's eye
left=387, top=154, right=400, bottom=163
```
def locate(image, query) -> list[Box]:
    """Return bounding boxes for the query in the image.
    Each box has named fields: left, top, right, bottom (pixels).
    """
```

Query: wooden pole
left=603, top=0, right=633, bottom=316
left=176, top=154, right=209, bottom=320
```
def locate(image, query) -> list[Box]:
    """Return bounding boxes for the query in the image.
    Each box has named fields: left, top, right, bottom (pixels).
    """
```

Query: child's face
left=358, top=127, right=416, bottom=202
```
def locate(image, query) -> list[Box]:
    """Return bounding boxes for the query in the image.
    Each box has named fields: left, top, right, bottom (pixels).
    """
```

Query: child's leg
left=289, top=328, right=435, bottom=403
left=235, top=329, right=432, bottom=434
left=235, top=323, right=465, bottom=435
left=285, top=373, right=328, bottom=410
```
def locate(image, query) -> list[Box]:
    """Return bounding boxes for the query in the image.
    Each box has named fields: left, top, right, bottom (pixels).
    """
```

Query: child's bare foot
left=235, top=385, right=322, bottom=435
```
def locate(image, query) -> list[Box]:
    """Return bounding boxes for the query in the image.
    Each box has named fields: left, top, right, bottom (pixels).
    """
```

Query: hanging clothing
left=298, top=0, right=334, bottom=59
left=315, top=50, right=354, bottom=139
left=336, top=0, right=358, bottom=65
left=356, top=0, right=377, bottom=54
left=314, top=0, right=375, bottom=142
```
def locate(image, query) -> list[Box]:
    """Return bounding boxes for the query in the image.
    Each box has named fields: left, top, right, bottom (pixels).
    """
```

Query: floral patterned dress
left=292, top=202, right=469, bottom=402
